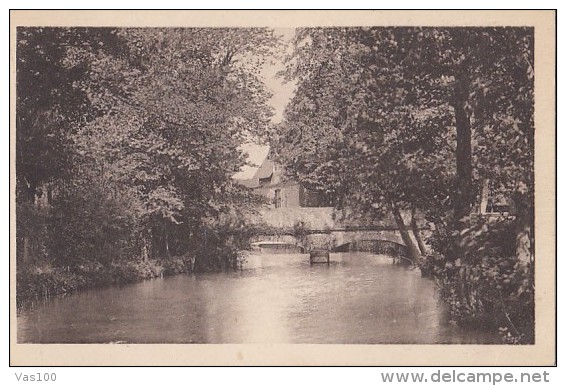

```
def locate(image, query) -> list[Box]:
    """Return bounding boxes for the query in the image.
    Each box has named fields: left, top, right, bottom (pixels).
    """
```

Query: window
left=274, top=189, right=282, bottom=208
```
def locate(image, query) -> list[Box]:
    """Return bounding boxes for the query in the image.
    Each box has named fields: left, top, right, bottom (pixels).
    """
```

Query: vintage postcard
left=9, top=10, right=556, bottom=365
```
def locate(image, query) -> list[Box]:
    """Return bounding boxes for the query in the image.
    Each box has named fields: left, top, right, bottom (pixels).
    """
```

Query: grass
left=16, top=255, right=195, bottom=310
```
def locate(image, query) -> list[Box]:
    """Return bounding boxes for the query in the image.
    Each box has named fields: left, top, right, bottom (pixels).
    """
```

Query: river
left=17, top=252, right=501, bottom=344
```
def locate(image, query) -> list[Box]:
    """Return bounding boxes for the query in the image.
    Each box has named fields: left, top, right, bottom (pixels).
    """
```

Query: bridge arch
left=251, top=227, right=414, bottom=259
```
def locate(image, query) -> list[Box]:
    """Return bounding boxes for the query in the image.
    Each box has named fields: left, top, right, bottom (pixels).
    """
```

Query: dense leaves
left=16, top=27, right=278, bottom=269
left=16, top=26, right=536, bottom=342
left=273, top=27, right=534, bottom=342
left=16, top=28, right=126, bottom=198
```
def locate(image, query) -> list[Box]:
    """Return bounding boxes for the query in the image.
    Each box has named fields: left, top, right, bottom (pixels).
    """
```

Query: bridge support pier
left=309, top=249, right=330, bottom=264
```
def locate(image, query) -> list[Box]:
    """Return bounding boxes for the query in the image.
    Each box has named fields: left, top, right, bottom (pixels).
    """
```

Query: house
left=239, top=151, right=330, bottom=209
left=234, top=151, right=336, bottom=229
left=234, top=151, right=428, bottom=233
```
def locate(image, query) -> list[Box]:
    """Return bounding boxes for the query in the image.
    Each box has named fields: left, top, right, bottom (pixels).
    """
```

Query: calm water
left=17, top=252, right=501, bottom=344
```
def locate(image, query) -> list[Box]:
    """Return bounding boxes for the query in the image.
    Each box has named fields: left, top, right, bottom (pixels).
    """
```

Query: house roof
left=233, top=178, right=259, bottom=188
left=253, top=157, right=274, bottom=180
left=266, top=180, right=300, bottom=189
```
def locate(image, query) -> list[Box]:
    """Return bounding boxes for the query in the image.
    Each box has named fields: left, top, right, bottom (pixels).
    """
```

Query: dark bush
left=423, top=216, right=534, bottom=344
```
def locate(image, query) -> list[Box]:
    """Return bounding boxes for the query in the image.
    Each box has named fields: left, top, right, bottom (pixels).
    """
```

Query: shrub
left=161, top=253, right=195, bottom=275
left=16, top=268, right=85, bottom=309
left=110, top=260, right=164, bottom=283
left=192, top=218, right=252, bottom=271
left=423, top=216, right=534, bottom=344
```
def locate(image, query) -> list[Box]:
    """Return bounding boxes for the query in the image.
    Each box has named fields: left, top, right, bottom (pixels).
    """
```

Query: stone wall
left=255, top=207, right=423, bottom=229
left=258, top=207, right=336, bottom=229
left=248, top=205, right=431, bottom=252
left=252, top=228, right=433, bottom=252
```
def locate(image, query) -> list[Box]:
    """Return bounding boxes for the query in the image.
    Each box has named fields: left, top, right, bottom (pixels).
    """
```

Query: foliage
left=424, top=217, right=534, bottom=343
left=16, top=28, right=126, bottom=199
left=16, top=26, right=536, bottom=343
left=274, top=27, right=534, bottom=341
left=16, top=255, right=199, bottom=310
left=16, top=27, right=279, bottom=274
left=16, top=268, right=85, bottom=307
left=275, top=27, right=533, bottom=224
left=160, top=254, right=195, bottom=276
left=191, top=212, right=257, bottom=271
left=110, top=260, right=164, bottom=283
left=291, top=220, right=309, bottom=245
left=47, top=171, right=141, bottom=267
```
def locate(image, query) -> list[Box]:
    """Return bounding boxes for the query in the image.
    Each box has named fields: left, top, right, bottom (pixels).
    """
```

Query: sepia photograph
left=9, top=10, right=556, bottom=366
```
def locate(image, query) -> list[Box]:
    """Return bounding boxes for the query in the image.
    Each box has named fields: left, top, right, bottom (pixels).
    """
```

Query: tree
left=17, top=27, right=280, bottom=269
left=273, top=27, right=435, bottom=262
left=16, top=27, right=128, bottom=263
left=274, top=27, right=533, bottom=258
left=16, top=27, right=125, bottom=200
left=274, top=27, right=534, bottom=341
left=84, top=28, right=279, bottom=264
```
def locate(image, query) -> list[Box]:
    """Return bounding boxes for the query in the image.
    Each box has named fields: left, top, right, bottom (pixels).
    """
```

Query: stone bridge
left=251, top=227, right=428, bottom=257
left=248, top=207, right=429, bottom=258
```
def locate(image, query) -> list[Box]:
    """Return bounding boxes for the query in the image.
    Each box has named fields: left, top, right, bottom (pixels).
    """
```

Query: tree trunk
left=21, top=236, right=31, bottom=262
left=164, top=226, right=170, bottom=259
left=410, top=207, right=427, bottom=255
left=516, top=226, right=532, bottom=265
left=514, top=193, right=534, bottom=265
left=391, top=204, right=421, bottom=262
left=452, top=67, right=473, bottom=226
left=141, top=233, right=150, bottom=262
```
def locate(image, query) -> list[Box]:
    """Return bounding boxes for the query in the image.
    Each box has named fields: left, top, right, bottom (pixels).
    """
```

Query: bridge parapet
left=249, top=207, right=430, bottom=255
left=251, top=227, right=425, bottom=257
left=256, top=207, right=336, bottom=229
left=251, top=206, right=426, bottom=230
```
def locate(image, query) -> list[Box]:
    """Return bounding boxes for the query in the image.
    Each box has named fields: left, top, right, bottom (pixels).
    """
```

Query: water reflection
left=17, top=252, right=501, bottom=344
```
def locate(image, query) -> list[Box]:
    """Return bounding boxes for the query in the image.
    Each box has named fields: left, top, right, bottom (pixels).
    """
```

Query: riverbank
left=18, top=252, right=501, bottom=344
left=16, top=255, right=195, bottom=310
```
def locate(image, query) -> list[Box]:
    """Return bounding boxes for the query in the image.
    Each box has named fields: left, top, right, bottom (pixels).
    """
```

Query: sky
left=233, top=28, right=296, bottom=180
